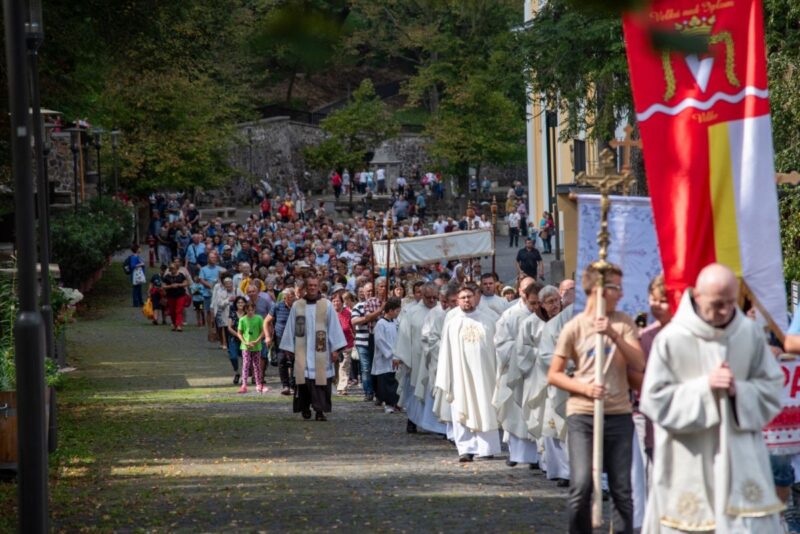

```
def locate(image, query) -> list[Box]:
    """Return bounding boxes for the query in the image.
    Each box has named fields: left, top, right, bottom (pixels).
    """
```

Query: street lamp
left=93, top=128, right=103, bottom=198
left=68, top=128, right=80, bottom=213
left=111, top=129, right=120, bottom=193
left=25, top=0, right=53, bottom=363
left=8, top=0, right=49, bottom=530
left=545, top=109, right=561, bottom=261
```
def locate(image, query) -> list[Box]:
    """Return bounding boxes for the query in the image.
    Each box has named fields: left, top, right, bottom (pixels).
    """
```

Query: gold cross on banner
left=436, top=236, right=455, bottom=258
left=576, top=148, right=637, bottom=265
left=609, top=124, right=642, bottom=172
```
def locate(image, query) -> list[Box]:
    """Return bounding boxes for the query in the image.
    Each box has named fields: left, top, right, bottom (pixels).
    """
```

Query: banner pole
left=385, top=217, right=392, bottom=301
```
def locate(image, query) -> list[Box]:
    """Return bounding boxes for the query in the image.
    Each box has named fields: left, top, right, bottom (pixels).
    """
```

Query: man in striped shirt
left=351, top=278, right=386, bottom=402
left=265, top=288, right=296, bottom=396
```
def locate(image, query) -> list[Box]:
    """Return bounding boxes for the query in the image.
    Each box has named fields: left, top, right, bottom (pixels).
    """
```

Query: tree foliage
left=349, top=0, right=527, bottom=178
left=520, top=0, right=632, bottom=142
left=0, top=0, right=257, bottom=195
left=303, top=79, right=399, bottom=173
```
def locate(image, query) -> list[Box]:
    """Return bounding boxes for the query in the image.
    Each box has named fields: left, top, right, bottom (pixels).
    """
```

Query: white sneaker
left=384, top=405, right=394, bottom=414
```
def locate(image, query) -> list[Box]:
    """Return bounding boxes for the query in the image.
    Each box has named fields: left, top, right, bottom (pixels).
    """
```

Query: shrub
left=51, top=197, right=133, bottom=287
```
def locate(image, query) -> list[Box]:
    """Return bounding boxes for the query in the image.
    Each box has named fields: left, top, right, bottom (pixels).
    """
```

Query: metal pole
left=70, top=132, right=79, bottom=213
left=547, top=112, right=562, bottom=261
left=4, top=0, right=48, bottom=530
left=28, top=44, right=54, bottom=364
left=94, top=134, right=102, bottom=199
left=111, top=130, right=119, bottom=193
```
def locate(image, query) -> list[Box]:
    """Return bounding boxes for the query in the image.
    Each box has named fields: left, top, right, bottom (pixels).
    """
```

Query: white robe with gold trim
left=641, top=291, right=783, bottom=533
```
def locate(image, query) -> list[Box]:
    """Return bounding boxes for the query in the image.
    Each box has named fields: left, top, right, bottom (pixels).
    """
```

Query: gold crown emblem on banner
left=660, top=14, right=739, bottom=101
left=674, top=15, right=716, bottom=36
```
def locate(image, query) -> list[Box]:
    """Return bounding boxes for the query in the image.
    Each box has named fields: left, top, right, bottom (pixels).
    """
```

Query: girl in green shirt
left=237, top=302, right=266, bottom=394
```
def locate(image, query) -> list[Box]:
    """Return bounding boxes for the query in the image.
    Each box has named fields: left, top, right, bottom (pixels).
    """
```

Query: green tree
left=248, top=0, right=353, bottom=106
left=303, top=79, right=399, bottom=173
left=520, top=0, right=631, bottom=142
left=425, top=75, right=525, bottom=179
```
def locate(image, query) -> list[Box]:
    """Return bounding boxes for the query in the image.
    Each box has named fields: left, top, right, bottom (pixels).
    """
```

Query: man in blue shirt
left=199, top=251, right=224, bottom=318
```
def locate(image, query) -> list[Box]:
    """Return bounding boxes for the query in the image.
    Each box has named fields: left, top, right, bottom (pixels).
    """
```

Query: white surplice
left=280, top=299, right=347, bottom=380
left=524, top=305, right=573, bottom=442
left=640, top=291, right=783, bottom=533
left=492, top=300, right=537, bottom=442
left=482, top=294, right=511, bottom=316
left=435, top=307, right=499, bottom=438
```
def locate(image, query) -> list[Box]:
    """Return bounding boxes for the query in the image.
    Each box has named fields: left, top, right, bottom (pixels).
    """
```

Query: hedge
left=51, top=197, right=134, bottom=287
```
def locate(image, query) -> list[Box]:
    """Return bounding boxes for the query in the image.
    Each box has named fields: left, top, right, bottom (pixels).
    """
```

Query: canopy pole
left=385, top=217, right=392, bottom=301
left=491, top=196, right=498, bottom=276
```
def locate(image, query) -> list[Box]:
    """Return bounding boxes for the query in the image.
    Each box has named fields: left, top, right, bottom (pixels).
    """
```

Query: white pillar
left=525, top=0, right=536, bottom=222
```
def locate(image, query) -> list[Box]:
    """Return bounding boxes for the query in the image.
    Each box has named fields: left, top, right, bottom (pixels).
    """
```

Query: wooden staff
left=576, top=149, right=636, bottom=528
left=491, top=196, right=498, bottom=276
left=367, top=218, right=376, bottom=275
left=466, top=200, right=475, bottom=281
left=385, top=217, right=393, bottom=301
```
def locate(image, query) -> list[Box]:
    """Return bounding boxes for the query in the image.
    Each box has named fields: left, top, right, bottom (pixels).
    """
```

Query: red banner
left=623, top=0, right=787, bottom=330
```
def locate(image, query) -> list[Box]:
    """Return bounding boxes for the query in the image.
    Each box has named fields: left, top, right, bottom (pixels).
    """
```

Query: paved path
left=0, top=266, right=578, bottom=532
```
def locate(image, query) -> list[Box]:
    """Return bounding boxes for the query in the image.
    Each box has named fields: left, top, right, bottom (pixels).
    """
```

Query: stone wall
left=227, top=117, right=327, bottom=202
left=44, top=132, right=100, bottom=204
left=226, top=118, right=526, bottom=203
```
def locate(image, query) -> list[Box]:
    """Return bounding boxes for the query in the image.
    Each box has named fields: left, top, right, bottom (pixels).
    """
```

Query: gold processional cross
left=576, top=148, right=638, bottom=267
left=574, top=146, right=637, bottom=528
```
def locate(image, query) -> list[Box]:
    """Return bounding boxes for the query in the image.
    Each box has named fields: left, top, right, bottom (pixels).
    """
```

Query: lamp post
left=69, top=128, right=80, bottom=213
left=25, top=0, right=54, bottom=367
left=545, top=110, right=561, bottom=261
left=93, top=128, right=103, bottom=198
left=6, top=0, right=49, bottom=530
left=111, top=129, right=120, bottom=193
left=81, top=130, right=90, bottom=200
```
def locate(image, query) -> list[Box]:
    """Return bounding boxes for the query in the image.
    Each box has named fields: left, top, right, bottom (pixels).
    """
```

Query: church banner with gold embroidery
left=623, top=0, right=788, bottom=331
left=372, top=228, right=494, bottom=268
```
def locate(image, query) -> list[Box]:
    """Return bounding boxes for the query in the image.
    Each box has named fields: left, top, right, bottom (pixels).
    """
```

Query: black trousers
left=278, top=349, right=294, bottom=388
left=295, top=378, right=333, bottom=414
left=374, top=372, right=399, bottom=406
left=567, top=414, right=634, bottom=534
left=509, top=227, right=520, bottom=247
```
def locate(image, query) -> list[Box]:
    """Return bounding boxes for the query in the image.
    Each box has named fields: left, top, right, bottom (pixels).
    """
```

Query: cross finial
left=576, top=148, right=636, bottom=265
left=609, top=124, right=642, bottom=173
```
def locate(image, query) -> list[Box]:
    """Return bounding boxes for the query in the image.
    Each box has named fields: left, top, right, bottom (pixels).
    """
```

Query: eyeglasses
left=604, top=284, right=622, bottom=291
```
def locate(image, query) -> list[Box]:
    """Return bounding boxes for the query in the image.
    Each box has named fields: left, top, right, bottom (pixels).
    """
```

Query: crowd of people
left=130, top=190, right=797, bottom=534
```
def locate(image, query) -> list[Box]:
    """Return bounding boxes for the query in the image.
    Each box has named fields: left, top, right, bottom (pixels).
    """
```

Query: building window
left=572, top=139, right=586, bottom=175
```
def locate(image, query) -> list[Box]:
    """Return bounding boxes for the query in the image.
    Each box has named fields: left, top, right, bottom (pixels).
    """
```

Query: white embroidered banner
left=574, top=195, right=663, bottom=320
left=764, top=359, right=800, bottom=455
left=372, top=228, right=494, bottom=268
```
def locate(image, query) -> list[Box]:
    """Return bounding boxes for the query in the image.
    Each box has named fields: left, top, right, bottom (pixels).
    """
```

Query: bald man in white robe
left=641, top=264, right=783, bottom=533
left=394, top=283, right=444, bottom=434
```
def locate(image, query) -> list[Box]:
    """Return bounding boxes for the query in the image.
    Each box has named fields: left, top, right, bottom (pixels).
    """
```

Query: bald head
left=694, top=263, right=739, bottom=327
left=559, top=279, right=576, bottom=306
left=518, top=276, right=535, bottom=299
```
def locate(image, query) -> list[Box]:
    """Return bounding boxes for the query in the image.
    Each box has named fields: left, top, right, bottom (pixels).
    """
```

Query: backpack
left=122, top=255, right=132, bottom=275
left=191, top=244, right=208, bottom=267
